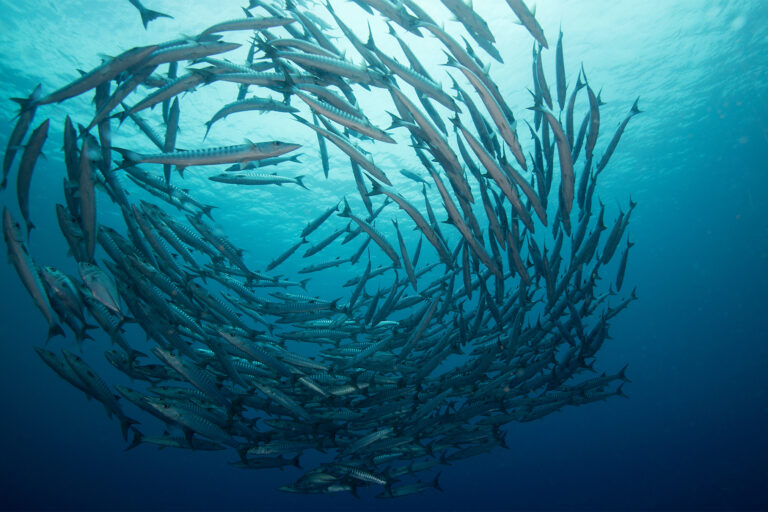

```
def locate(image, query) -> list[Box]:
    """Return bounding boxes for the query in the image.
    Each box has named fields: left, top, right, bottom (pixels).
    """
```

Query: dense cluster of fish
left=1, top=0, right=641, bottom=498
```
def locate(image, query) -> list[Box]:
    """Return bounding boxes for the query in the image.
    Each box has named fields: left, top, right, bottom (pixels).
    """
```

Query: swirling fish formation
left=1, top=0, right=641, bottom=498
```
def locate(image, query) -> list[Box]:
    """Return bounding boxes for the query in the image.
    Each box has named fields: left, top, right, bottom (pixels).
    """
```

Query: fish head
left=78, top=261, right=99, bottom=279
left=252, top=140, right=302, bottom=157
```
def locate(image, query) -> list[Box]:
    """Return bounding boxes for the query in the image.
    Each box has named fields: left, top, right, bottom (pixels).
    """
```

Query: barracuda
left=113, top=140, right=301, bottom=172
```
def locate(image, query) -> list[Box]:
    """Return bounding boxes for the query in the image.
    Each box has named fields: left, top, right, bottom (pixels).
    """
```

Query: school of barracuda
left=1, top=0, right=641, bottom=498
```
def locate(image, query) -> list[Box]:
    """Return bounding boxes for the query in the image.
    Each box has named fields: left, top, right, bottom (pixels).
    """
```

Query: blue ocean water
left=0, top=0, right=766, bottom=510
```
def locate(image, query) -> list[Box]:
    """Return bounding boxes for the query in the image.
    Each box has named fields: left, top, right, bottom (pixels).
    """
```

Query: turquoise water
left=0, top=0, right=767, bottom=509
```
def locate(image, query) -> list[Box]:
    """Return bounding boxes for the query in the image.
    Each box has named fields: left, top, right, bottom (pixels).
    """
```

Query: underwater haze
left=1, top=0, right=767, bottom=510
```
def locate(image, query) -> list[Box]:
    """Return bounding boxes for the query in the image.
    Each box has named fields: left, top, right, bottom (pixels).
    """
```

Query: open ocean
left=0, top=0, right=766, bottom=510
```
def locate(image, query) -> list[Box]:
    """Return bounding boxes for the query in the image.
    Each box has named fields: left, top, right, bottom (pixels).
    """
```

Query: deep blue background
left=1, top=0, right=767, bottom=510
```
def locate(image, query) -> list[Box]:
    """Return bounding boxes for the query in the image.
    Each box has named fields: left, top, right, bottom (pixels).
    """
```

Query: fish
left=303, top=225, right=348, bottom=258
left=113, top=140, right=301, bottom=173
left=325, top=2, right=385, bottom=72
left=78, top=138, right=97, bottom=261
left=368, top=180, right=451, bottom=265
left=537, top=108, right=575, bottom=223
left=556, top=30, right=567, bottom=111
left=163, top=97, right=180, bottom=186
left=277, top=51, right=382, bottom=87
left=565, top=70, right=586, bottom=150
left=199, top=16, right=295, bottom=36
left=3, top=207, right=64, bottom=340
left=62, top=350, right=139, bottom=439
left=453, top=117, right=534, bottom=232
left=585, top=84, right=602, bottom=161
left=204, top=97, right=299, bottom=139
left=596, top=98, right=642, bottom=172
left=393, top=219, right=417, bottom=290
left=399, top=169, right=430, bottom=187
left=87, top=65, right=158, bottom=131
left=40, top=267, right=93, bottom=343
left=352, top=0, right=421, bottom=36
left=209, top=172, right=308, bottom=189
left=616, top=238, right=634, bottom=292
left=292, top=114, right=392, bottom=185
left=127, top=0, right=172, bottom=29
left=293, top=90, right=395, bottom=143
left=338, top=199, right=401, bottom=268
left=285, top=0, right=344, bottom=58
left=267, top=238, right=307, bottom=272
left=2, top=84, right=42, bottom=190
left=535, top=46, right=553, bottom=110
left=143, top=41, right=241, bottom=68
left=38, top=45, right=158, bottom=105
left=15, top=119, right=49, bottom=238
left=387, top=87, right=472, bottom=201
left=450, top=63, right=527, bottom=170
left=369, top=42, right=459, bottom=112
left=121, top=71, right=211, bottom=117
left=78, top=262, right=122, bottom=317
left=505, top=0, right=548, bottom=48
left=1, top=1, right=643, bottom=499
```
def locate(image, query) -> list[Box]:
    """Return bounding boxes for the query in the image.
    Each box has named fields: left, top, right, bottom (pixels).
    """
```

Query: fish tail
left=498, top=430, right=509, bottom=449
left=203, top=120, right=214, bottom=141
left=618, top=363, right=631, bottom=383
left=119, top=416, right=140, bottom=441
left=616, top=384, right=629, bottom=398
left=138, top=6, right=173, bottom=29
left=299, top=278, right=310, bottom=290
left=441, top=51, right=460, bottom=68
left=9, top=97, right=28, bottom=109
left=47, top=323, right=65, bottom=341
left=597, top=89, right=606, bottom=106
left=190, top=68, right=217, bottom=86
left=292, top=455, right=302, bottom=469
left=112, top=109, right=129, bottom=127
left=0, top=177, right=6, bottom=190
left=125, top=428, right=143, bottom=451
left=126, top=349, right=146, bottom=364
left=111, top=147, right=140, bottom=164
left=387, top=112, right=412, bottom=131
left=575, top=67, right=586, bottom=89
left=26, top=220, right=35, bottom=239
left=201, top=204, right=216, bottom=220
left=433, top=471, right=443, bottom=491
left=255, top=37, right=279, bottom=61
left=229, top=396, right=245, bottom=420
left=630, top=97, right=642, bottom=115
left=580, top=63, right=589, bottom=85
left=364, top=21, right=376, bottom=50
left=79, top=323, right=98, bottom=341
left=294, top=175, right=309, bottom=190
left=367, top=179, right=383, bottom=196
left=235, top=446, right=248, bottom=463
left=338, top=198, right=352, bottom=218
